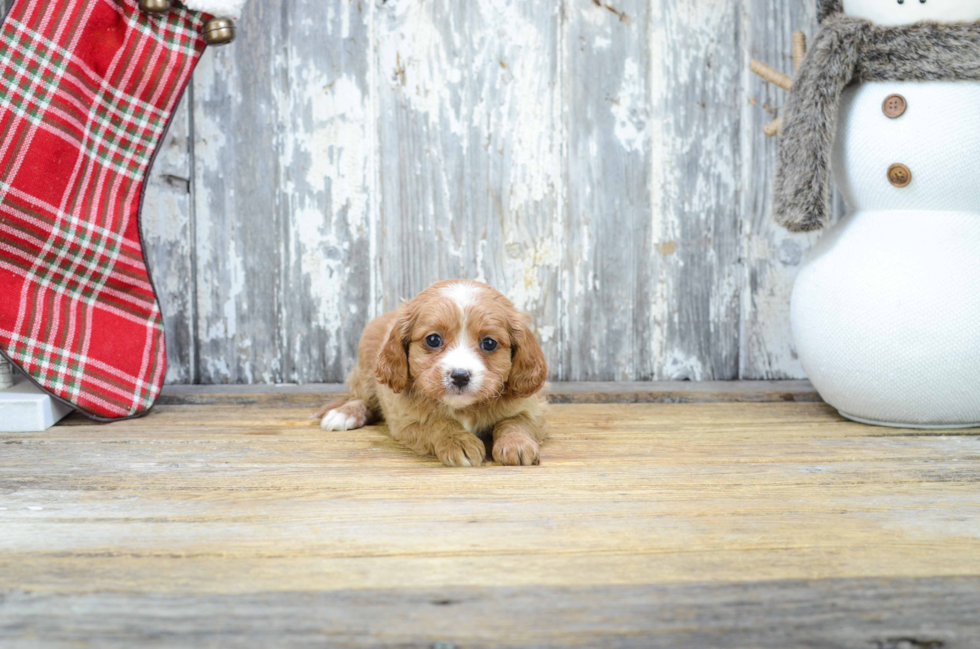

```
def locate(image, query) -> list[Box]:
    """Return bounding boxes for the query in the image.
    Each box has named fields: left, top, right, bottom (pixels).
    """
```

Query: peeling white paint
left=537, top=325, right=556, bottom=344
left=662, top=350, right=705, bottom=381
left=280, top=63, right=370, bottom=336
left=611, top=59, right=648, bottom=153
left=193, top=47, right=236, bottom=355
left=503, top=227, right=561, bottom=315
left=737, top=0, right=818, bottom=380
left=137, top=0, right=805, bottom=385
left=141, top=99, right=195, bottom=384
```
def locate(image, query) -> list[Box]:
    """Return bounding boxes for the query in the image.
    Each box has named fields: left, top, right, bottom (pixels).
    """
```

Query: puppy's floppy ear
left=376, top=309, right=413, bottom=393
left=507, top=312, right=548, bottom=398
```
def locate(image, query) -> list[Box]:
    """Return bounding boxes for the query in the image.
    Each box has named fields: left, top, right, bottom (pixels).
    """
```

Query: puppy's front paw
left=321, top=410, right=357, bottom=431
left=435, top=434, right=486, bottom=467
left=320, top=401, right=370, bottom=431
left=493, top=433, right=540, bottom=466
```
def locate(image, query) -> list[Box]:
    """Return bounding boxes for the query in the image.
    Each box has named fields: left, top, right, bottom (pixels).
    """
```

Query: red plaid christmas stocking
left=0, top=0, right=211, bottom=420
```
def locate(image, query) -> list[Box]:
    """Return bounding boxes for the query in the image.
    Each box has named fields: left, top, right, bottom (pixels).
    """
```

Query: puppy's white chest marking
left=453, top=413, right=496, bottom=440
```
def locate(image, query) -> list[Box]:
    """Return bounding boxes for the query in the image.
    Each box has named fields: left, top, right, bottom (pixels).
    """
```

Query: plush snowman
left=774, top=0, right=980, bottom=428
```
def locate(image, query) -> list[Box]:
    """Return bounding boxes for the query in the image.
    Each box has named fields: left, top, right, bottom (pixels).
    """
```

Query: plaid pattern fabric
left=0, top=0, right=208, bottom=420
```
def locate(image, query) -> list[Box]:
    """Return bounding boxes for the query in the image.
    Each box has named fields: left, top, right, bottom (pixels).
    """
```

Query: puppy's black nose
left=450, top=369, right=471, bottom=388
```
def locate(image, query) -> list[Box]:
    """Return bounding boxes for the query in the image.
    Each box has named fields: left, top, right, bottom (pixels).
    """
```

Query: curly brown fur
left=774, top=15, right=980, bottom=232
left=317, top=280, right=548, bottom=467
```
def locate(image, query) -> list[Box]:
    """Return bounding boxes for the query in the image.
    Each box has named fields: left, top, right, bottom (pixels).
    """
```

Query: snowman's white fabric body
left=791, top=0, right=980, bottom=427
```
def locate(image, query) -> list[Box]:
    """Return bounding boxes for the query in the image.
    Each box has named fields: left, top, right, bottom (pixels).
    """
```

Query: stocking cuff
left=182, top=0, right=249, bottom=18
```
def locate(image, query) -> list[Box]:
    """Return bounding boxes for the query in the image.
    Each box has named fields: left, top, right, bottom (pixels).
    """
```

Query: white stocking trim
left=182, top=0, right=248, bottom=18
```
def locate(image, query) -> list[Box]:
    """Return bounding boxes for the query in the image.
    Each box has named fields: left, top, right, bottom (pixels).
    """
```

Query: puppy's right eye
left=425, top=334, right=443, bottom=349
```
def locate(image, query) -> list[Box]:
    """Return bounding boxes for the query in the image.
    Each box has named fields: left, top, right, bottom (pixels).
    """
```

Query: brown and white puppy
left=317, top=280, right=548, bottom=467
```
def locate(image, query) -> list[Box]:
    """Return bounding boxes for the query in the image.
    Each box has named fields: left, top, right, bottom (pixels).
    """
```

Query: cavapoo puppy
left=317, top=280, right=548, bottom=467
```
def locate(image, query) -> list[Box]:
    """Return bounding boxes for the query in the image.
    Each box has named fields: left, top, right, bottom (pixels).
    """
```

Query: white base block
left=0, top=376, right=73, bottom=432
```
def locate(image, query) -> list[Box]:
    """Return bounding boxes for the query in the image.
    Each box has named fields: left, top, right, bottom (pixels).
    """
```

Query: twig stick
left=750, top=60, right=793, bottom=91
left=763, top=118, right=782, bottom=137
left=792, top=31, right=807, bottom=71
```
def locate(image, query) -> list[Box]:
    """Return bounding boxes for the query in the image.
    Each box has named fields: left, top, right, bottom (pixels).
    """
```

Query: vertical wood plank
left=651, top=0, right=742, bottom=381
left=277, top=0, right=376, bottom=383
left=374, top=0, right=562, bottom=369
left=739, top=0, right=816, bottom=379
left=142, top=98, right=196, bottom=384
left=561, top=0, right=652, bottom=381
left=192, top=4, right=284, bottom=384
left=562, top=0, right=742, bottom=381
left=121, top=0, right=839, bottom=385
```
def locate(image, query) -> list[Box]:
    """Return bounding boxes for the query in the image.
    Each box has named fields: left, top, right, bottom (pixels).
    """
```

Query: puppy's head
left=376, top=280, right=547, bottom=408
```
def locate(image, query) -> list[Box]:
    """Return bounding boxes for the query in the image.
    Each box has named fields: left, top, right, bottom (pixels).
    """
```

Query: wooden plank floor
left=1, top=396, right=979, bottom=647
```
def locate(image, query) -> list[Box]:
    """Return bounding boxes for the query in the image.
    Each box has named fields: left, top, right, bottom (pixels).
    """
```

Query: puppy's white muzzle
left=440, top=344, right=486, bottom=406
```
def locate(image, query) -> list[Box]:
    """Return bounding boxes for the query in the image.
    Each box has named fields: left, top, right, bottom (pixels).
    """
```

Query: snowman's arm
left=750, top=32, right=805, bottom=137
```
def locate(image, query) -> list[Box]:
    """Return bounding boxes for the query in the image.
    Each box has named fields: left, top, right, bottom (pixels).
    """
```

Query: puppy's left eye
left=480, top=338, right=498, bottom=352
left=425, top=334, right=444, bottom=349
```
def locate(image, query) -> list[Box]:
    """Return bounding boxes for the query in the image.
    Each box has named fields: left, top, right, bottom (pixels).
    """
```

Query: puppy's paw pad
left=320, top=409, right=357, bottom=431
left=436, top=436, right=486, bottom=467
left=493, top=434, right=540, bottom=466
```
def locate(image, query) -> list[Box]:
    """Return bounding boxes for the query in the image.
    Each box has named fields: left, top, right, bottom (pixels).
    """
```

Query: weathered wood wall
left=137, top=0, right=824, bottom=385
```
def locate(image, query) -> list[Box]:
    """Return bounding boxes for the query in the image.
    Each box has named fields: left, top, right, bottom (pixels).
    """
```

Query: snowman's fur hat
left=774, top=14, right=980, bottom=231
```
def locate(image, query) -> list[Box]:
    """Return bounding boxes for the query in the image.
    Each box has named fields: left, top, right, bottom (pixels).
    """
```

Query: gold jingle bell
left=203, top=18, right=236, bottom=46
left=138, top=0, right=173, bottom=13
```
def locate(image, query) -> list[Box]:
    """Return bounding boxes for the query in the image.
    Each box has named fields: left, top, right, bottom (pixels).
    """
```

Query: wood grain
left=652, top=0, right=742, bottom=381
left=374, top=0, right=562, bottom=366
left=1, top=0, right=850, bottom=384
left=3, top=403, right=979, bottom=588
left=561, top=0, right=652, bottom=382
left=136, top=0, right=823, bottom=385
left=1, top=401, right=978, bottom=645
left=738, top=1, right=850, bottom=379
left=142, top=97, right=196, bottom=384
left=739, top=0, right=817, bottom=380
left=152, top=380, right=822, bottom=407
left=191, top=2, right=285, bottom=384
left=277, top=0, right=376, bottom=385
left=3, top=578, right=978, bottom=648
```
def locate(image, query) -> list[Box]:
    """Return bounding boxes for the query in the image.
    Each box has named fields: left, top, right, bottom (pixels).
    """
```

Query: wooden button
left=887, top=163, right=912, bottom=188
left=882, top=94, right=907, bottom=119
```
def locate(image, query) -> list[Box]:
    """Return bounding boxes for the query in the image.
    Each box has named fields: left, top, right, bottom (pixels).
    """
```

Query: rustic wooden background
left=137, top=0, right=824, bottom=385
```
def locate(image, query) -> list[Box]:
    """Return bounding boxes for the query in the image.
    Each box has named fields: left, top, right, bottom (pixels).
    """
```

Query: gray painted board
left=560, top=0, right=743, bottom=382
left=374, top=0, right=562, bottom=369
left=277, top=0, right=376, bottom=384
left=143, top=98, right=196, bottom=385
left=191, top=4, right=285, bottom=384
left=561, top=0, right=653, bottom=382
left=739, top=0, right=816, bottom=380
left=3, top=578, right=977, bottom=648
left=0, top=0, right=826, bottom=383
